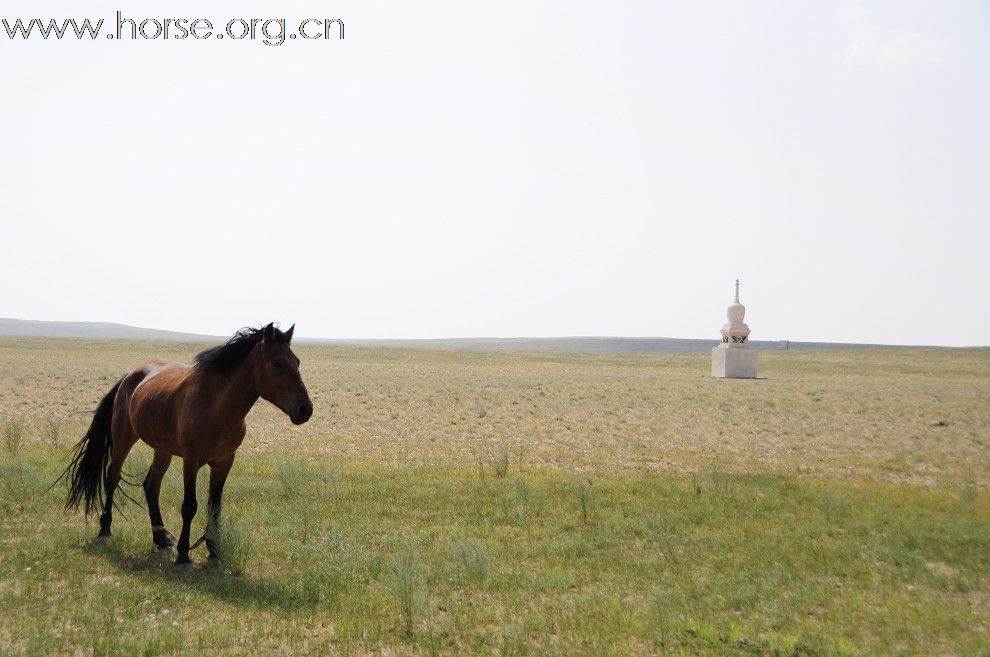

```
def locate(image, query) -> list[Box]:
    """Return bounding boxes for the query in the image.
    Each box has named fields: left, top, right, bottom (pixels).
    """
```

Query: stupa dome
left=720, top=279, right=750, bottom=343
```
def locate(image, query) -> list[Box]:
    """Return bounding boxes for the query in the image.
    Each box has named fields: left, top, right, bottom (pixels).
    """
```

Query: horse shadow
left=83, top=539, right=333, bottom=611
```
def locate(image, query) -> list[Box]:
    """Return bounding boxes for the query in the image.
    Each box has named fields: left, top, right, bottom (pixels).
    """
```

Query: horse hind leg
left=144, top=450, right=177, bottom=549
left=98, top=429, right=139, bottom=537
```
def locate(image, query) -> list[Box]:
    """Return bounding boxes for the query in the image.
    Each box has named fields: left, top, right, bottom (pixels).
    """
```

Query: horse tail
left=62, top=378, right=123, bottom=517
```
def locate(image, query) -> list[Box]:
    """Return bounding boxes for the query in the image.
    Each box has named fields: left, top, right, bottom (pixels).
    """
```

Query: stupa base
left=711, top=344, right=758, bottom=379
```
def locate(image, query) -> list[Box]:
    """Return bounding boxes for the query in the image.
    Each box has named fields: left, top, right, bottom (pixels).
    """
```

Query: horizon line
left=1, top=317, right=985, bottom=349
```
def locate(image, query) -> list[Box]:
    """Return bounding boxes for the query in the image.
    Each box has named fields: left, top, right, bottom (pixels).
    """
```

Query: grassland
left=1, top=339, right=988, bottom=656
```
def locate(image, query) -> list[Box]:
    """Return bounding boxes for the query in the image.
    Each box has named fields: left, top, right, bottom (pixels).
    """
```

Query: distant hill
left=0, top=318, right=215, bottom=342
left=0, top=318, right=897, bottom=353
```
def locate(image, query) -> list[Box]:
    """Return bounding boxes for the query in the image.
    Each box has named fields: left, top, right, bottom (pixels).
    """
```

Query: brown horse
left=61, top=323, right=312, bottom=566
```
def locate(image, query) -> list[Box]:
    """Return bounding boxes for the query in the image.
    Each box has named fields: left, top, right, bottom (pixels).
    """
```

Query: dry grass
left=1, top=339, right=987, bottom=485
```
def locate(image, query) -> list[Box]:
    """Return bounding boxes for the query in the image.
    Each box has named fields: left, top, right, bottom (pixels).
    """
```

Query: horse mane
left=194, top=325, right=290, bottom=373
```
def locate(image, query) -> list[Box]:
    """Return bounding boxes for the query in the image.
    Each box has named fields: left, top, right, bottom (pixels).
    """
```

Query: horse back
left=122, top=360, right=195, bottom=456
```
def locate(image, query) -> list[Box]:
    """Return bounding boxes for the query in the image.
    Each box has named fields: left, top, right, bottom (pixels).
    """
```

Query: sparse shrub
left=476, top=454, right=488, bottom=483
left=649, top=586, right=672, bottom=647
left=389, top=547, right=429, bottom=636
left=43, top=415, right=62, bottom=448
left=1, top=457, right=42, bottom=503
left=212, top=515, right=254, bottom=575
left=419, top=629, right=445, bottom=657
left=645, top=515, right=680, bottom=563
left=308, top=558, right=352, bottom=609
left=709, top=470, right=733, bottom=495
left=822, top=492, right=848, bottom=529
left=452, top=537, right=490, bottom=585
left=575, top=475, right=594, bottom=525
left=3, top=417, right=25, bottom=456
left=877, top=544, right=921, bottom=570
left=499, top=619, right=527, bottom=657
left=318, top=462, right=342, bottom=500
left=492, top=447, right=509, bottom=478
left=293, top=503, right=319, bottom=544
left=532, top=566, right=575, bottom=590
left=957, top=485, right=978, bottom=510
left=364, top=553, right=385, bottom=582
left=276, top=457, right=310, bottom=496
left=469, top=466, right=491, bottom=522
left=498, top=477, right=531, bottom=525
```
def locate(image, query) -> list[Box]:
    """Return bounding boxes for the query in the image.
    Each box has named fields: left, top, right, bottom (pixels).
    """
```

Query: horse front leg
left=205, top=454, right=236, bottom=561
left=175, top=457, right=203, bottom=566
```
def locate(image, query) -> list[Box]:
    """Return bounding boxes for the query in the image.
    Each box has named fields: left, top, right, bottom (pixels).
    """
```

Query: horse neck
left=202, top=353, right=260, bottom=422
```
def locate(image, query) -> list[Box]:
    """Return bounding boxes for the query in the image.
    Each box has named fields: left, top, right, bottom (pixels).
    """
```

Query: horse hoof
left=153, top=529, right=178, bottom=550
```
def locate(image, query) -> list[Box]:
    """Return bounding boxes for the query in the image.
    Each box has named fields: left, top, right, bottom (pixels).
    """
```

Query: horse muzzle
left=290, top=402, right=313, bottom=425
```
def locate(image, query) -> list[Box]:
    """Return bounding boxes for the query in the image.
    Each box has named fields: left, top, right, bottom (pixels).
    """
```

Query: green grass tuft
left=211, top=514, right=254, bottom=576
left=388, top=545, right=429, bottom=636
left=451, top=537, right=491, bottom=585
left=276, top=457, right=311, bottom=497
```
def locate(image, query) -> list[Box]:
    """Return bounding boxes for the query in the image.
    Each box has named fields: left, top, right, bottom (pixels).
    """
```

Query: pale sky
left=1, top=1, right=987, bottom=345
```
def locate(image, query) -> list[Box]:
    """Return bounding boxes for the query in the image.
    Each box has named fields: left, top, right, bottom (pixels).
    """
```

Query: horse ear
left=284, top=324, right=295, bottom=343
left=262, top=323, right=276, bottom=343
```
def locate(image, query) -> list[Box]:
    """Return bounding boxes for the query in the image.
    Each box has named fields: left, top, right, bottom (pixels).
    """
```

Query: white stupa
left=711, top=279, right=758, bottom=378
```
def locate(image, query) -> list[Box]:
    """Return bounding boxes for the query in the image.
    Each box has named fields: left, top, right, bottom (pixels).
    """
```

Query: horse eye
left=273, top=360, right=283, bottom=369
